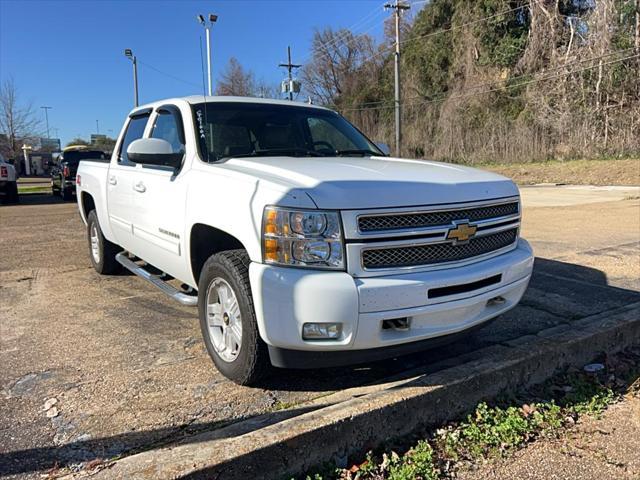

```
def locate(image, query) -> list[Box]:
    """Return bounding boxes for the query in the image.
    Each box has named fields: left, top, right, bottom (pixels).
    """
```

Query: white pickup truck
left=76, top=96, right=533, bottom=385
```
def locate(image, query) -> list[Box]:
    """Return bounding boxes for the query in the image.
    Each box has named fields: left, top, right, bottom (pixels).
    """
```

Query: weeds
left=295, top=349, right=638, bottom=480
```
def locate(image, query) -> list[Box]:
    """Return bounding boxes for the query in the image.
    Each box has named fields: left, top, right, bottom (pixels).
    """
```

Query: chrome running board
left=116, top=253, right=198, bottom=307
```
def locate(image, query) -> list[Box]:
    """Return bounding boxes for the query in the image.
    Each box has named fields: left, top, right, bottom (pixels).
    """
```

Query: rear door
left=129, top=104, right=189, bottom=279
left=106, top=110, right=151, bottom=251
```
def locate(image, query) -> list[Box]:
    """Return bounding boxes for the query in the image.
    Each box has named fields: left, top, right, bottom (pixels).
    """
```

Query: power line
left=298, top=1, right=387, bottom=66
left=359, top=4, right=529, bottom=65
left=349, top=47, right=638, bottom=108
left=138, top=60, right=202, bottom=89
left=340, top=52, right=640, bottom=112
left=402, top=4, right=527, bottom=47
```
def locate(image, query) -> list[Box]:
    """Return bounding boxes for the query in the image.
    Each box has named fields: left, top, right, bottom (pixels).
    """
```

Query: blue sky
left=0, top=0, right=400, bottom=146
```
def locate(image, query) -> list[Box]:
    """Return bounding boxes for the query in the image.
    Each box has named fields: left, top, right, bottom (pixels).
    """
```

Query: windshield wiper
left=334, top=149, right=381, bottom=157
left=221, top=148, right=325, bottom=160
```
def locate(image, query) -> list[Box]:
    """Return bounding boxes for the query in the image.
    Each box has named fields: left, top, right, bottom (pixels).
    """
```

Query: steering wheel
left=312, top=140, right=335, bottom=153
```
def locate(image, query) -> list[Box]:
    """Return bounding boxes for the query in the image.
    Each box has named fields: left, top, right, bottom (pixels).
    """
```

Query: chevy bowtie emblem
left=447, top=221, right=477, bottom=244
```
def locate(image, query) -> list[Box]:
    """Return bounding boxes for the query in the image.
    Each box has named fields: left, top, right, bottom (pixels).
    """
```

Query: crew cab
left=76, top=96, right=534, bottom=385
left=0, top=153, right=18, bottom=204
left=52, top=146, right=107, bottom=200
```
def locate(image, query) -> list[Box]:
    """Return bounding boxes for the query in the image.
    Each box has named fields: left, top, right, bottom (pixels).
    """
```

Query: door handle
left=108, top=175, right=117, bottom=185
left=133, top=181, right=146, bottom=193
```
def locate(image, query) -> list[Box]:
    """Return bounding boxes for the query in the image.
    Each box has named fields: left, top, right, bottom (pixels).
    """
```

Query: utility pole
left=197, top=14, right=218, bottom=96
left=385, top=2, right=410, bottom=157
left=124, top=49, right=139, bottom=107
left=41, top=106, right=52, bottom=138
left=635, top=0, right=639, bottom=53
left=279, top=46, right=301, bottom=101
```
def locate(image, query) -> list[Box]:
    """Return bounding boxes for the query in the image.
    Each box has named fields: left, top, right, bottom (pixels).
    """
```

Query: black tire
left=87, top=210, right=121, bottom=274
left=62, top=186, right=73, bottom=201
left=198, top=250, right=270, bottom=386
left=7, top=182, right=19, bottom=204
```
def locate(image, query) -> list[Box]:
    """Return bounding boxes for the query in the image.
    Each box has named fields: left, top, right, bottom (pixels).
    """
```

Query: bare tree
left=0, top=77, right=40, bottom=171
left=255, top=79, right=280, bottom=99
left=302, top=28, right=379, bottom=106
left=216, top=58, right=256, bottom=97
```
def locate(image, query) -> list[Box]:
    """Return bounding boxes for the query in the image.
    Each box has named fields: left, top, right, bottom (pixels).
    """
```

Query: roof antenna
left=198, top=35, right=211, bottom=162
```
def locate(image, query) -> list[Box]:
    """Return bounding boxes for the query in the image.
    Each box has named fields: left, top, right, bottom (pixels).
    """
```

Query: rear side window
left=118, top=114, right=150, bottom=164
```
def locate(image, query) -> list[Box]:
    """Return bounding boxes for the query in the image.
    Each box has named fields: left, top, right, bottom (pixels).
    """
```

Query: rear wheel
left=62, top=184, right=73, bottom=201
left=198, top=250, right=269, bottom=386
left=87, top=210, right=121, bottom=274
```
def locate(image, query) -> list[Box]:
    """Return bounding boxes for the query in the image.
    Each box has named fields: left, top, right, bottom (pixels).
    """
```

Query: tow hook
left=382, top=317, right=411, bottom=331
left=487, top=296, right=506, bottom=306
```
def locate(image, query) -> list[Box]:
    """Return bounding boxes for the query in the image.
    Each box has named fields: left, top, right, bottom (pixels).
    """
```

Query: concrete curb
left=86, top=302, right=640, bottom=480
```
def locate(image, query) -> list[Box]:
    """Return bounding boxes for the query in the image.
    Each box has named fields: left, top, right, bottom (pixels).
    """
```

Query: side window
left=151, top=110, right=185, bottom=153
left=307, top=117, right=355, bottom=152
left=118, top=114, right=150, bottom=164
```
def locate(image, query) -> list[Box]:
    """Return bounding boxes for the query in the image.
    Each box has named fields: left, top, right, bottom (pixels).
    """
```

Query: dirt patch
left=481, top=158, right=640, bottom=186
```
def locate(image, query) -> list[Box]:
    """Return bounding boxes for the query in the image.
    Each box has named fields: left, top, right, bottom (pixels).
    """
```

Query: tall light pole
left=41, top=106, right=52, bottom=138
left=124, top=49, right=139, bottom=107
left=385, top=2, right=410, bottom=157
left=197, top=14, right=218, bottom=96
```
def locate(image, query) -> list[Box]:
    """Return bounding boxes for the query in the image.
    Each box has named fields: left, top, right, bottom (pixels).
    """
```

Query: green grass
left=294, top=350, right=639, bottom=480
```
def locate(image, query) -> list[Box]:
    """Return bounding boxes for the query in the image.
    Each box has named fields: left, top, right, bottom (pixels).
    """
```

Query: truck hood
left=224, top=156, right=518, bottom=209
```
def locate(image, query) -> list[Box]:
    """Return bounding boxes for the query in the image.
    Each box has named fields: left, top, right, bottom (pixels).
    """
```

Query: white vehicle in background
left=0, top=153, right=18, bottom=204
left=75, top=96, right=534, bottom=385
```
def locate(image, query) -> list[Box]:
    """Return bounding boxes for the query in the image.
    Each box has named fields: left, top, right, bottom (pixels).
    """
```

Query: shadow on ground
left=1, top=256, right=639, bottom=477
left=2, top=192, right=70, bottom=206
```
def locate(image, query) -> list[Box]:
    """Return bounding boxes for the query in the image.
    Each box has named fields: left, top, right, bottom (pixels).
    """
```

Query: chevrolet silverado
left=75, top=96, right=534, bottom=385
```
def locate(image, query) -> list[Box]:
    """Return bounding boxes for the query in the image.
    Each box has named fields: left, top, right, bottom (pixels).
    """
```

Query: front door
left=129, top=105, right=189, bottom=281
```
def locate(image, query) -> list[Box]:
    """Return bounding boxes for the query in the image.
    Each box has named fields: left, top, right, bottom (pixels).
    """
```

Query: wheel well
left=81, top=192, right=96, bottom=219
left=190, top=224, right=245, bottom=284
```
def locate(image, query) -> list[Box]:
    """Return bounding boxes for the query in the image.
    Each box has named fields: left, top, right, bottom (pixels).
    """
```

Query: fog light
left=302, top=322, right=342, bottom=340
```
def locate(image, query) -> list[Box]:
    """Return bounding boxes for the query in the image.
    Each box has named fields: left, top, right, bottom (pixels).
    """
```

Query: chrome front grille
left=358, top=202, right=519, bottom=233
left=362, top=228, right=518, bottom=270
left=342, top=198, right=522, bottom=275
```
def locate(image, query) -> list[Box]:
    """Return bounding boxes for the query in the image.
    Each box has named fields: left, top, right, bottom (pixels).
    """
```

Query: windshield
left=191, top=102, right=383, bottom=162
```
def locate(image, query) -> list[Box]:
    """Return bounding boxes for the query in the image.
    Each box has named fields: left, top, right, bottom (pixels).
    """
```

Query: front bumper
left=249, top=239, right=534, bottom=367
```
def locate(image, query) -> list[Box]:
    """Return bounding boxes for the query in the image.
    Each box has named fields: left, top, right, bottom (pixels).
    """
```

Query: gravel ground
left=1, top=193, right=638, bottom=479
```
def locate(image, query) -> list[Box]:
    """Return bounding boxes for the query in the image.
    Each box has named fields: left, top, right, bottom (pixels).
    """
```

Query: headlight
left=262, top=206, right=344, bottom=269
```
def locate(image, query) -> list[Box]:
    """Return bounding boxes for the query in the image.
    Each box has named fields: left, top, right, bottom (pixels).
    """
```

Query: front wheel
left=198, top=250, right=269, bottom=386
left=6, top=182, right=19, bottom=204
left=87, top=210, right=121, bottom=274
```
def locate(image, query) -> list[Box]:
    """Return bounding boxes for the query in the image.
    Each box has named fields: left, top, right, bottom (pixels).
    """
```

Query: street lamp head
left=124, top=48, right=133, bottom=58
left=197, top=14, right=205, bottom=25
left=209, top=14, right=218, bottom=23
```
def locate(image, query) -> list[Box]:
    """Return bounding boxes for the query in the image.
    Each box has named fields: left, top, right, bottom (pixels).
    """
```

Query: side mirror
left=127, top=138, right=183, bottom=169
left=375, top=142, right=391, bottom=156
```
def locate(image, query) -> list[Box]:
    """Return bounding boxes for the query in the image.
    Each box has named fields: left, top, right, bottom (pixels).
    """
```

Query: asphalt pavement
left=1, top=187, right=638, bottom=478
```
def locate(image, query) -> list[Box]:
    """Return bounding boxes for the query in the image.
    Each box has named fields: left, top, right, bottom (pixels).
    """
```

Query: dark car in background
left=51, top=147, right=107, bottom=200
